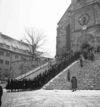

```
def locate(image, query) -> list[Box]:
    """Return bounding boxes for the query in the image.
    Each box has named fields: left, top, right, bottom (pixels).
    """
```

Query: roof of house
left=0, top=33, right=30, bottom=51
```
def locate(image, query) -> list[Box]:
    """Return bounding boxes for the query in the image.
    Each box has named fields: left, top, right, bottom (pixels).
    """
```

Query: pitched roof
left=0, top=33, right=30, bottom=51
left=57, top=5, right=72, bottom=26
left=57, top=0, right=99, bottom=26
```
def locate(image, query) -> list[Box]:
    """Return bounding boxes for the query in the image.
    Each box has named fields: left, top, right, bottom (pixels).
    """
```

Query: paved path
left=2, top=90, right=100, bottom=107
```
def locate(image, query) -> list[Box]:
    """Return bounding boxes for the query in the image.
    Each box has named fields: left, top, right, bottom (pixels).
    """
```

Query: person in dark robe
left=0, top=85, right=3, bottom=106
left=89, top=48, right=95, bottom=61
left=79, top=54, right=84, bottom=67
left=71, top=76, right=77, bottom=92
left=67, top=70, right=70, bottom=82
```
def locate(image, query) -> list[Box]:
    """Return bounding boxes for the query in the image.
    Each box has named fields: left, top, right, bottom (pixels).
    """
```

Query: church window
left=78, top=13, right=90, bottom=26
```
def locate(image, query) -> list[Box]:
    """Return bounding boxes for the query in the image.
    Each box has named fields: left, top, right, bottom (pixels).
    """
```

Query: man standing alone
left=71, top=76, right=77, bottom=92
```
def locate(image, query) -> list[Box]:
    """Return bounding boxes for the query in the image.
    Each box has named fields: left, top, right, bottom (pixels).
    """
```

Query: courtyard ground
left=2, top=89, right=100, bottom=107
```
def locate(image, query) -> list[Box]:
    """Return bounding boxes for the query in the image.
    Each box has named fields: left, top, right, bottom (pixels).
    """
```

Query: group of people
left=0, top=47, right=98, bottom=106
left=6, top=79, right=38, bottom=91
left=0, top=51, right=81, bottom=106
left=83, top=47, right=95, bottom=61
left=6, top=51, right=80, bottom=92
left=79, top=46, right=95, bottom=67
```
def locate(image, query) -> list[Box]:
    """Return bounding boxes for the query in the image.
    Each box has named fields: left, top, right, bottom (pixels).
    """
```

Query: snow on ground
left=2, top=89, right=100, bottom=107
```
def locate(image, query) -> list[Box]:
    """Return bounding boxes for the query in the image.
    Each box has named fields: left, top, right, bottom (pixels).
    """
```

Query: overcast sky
left=0, top=0, right=71, bottom=57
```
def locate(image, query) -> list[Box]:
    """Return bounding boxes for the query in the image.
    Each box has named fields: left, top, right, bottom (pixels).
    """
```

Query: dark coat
left=0, top=86, right=3, bottom=97
left=0, top=86, right=3, bottom=106
left=71, top=77, right=77, bottom=89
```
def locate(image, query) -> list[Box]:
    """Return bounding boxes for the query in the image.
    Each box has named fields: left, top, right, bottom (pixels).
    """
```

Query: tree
left=24, top=28, right=46, bottom=60
left=1, top=70, right=11, bottom=80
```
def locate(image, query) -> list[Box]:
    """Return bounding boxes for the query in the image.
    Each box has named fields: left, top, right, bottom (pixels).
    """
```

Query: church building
left=56, top=0, right=100, bottom=58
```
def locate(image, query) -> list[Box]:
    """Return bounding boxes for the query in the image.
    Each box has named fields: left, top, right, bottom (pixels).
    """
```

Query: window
left=5, top=61, right=9, bottom=65
left=13, top=47, right=16, bottom=50
left=6, top=52, right=10, bottom=57
left=0, top=51, right=4, bottom=56
left=5, top=45, right=10, bottom=49
left=15, top=55, right=19, bottom=59
left=21, top=56, right=26, bottom=61
left=0, top=59, right=3, bottom=64
left=5, top=69, right=8, bottom=71
left=97, top=46, right=100, bottom=52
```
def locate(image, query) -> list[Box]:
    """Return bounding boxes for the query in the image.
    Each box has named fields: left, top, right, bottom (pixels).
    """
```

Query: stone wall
left=43, top=54, right=100, bottom=90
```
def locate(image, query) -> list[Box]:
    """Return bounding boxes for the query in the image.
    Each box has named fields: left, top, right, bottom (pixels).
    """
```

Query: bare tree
left=24, top=28, right=46, bottom=60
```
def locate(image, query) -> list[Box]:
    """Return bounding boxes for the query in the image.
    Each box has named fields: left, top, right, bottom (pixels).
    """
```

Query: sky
left=0, top=0, right=71, bottom=58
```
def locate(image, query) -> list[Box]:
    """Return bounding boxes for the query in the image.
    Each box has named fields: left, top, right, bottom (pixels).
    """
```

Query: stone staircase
left=16, top=59, right=56, bottom=80
left=16, top=62, right=49, bottom=80
left=42, top=61, right=79, bottom=90
left=43, top=53, right=100, bottom=90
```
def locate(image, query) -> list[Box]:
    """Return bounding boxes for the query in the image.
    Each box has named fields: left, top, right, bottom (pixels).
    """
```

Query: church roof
left=57, top=5, right=72, bottom=26
left=57, top=0, right=100, bottom=26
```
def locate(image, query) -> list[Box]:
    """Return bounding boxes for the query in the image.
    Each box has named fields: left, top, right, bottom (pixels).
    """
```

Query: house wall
left=0, top=34, right=31, bottom=80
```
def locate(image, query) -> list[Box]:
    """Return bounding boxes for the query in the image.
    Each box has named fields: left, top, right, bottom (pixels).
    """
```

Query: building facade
left=56, top=0, right=100, bottom=58
left=0, top=33, right=31, bottom=79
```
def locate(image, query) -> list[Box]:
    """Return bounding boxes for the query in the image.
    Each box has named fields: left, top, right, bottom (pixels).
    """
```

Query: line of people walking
left=6, top=51, right=80, bottom=92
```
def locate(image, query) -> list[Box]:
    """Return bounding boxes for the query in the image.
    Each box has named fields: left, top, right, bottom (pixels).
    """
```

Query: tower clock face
left=78, top=13, right=90, bottom=26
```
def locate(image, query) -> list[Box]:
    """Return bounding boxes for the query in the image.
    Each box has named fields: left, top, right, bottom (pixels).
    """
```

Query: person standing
left=67, top=70, right=70, bottom=82
left=0, top=85, right=3, bottom=106
left=71, top=76, right=77, bottom=92
left=79, top=54, right=84, bottom=67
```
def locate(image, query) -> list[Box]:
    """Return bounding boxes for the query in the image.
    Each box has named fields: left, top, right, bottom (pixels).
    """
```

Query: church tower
left=56, top=0, right=100, bottom=59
